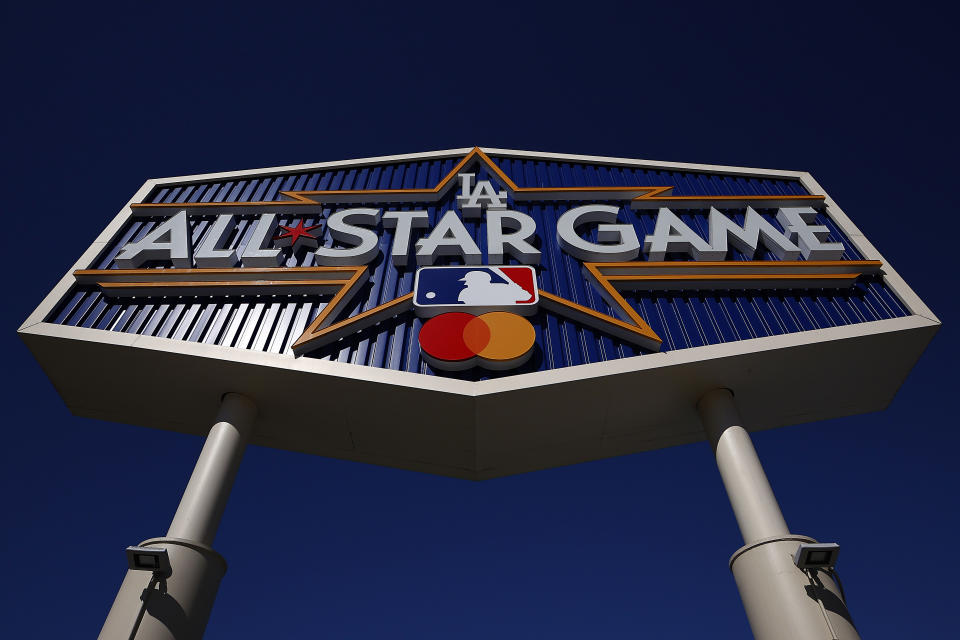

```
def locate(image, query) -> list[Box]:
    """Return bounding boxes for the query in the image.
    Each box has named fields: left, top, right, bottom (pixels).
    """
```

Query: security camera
left=794, top=542, right=840, bottom=570
left=126, top=546, right=171, bottom=575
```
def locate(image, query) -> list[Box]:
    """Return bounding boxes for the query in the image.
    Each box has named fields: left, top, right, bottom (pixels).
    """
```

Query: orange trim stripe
left=583, top=260, right=881, bottom=305
left=301, top=266, right=368, bottom=328
left=74, top=266, right=363, bottom=283
left=291, top=293, right=415, bottom=354
left=579, top=260, right=883, bottom=344
left=76, top=267, right=372, bottom=349
left=538, top=291, right=662, bottom=350
left=629, top=193, right=825, bottom=209
left=98, top=279, right=351, bottom=290
left=603, top=274, right=857, bottom=283
left=585, top=260, right=883, bottom=270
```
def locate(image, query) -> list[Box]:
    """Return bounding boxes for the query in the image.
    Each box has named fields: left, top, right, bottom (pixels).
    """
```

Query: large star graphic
left=110, top=147, right=850, bottom=358
left=274, top=220, right=322, bottom=251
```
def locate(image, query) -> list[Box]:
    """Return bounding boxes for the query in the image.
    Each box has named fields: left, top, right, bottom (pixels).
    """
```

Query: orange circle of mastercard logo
left=419, top=312, right=536, bottom=371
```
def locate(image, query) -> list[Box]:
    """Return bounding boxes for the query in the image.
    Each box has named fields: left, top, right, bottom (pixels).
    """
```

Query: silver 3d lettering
left=117, top=172, right=840, bottom=268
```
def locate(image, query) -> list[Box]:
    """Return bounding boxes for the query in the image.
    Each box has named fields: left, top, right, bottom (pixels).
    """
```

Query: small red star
left=274, top=220, right=322, bottom=251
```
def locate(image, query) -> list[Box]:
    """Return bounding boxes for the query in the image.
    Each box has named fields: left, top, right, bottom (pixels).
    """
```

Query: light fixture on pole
left=794, top=542, right=840, bottom=571
left=125, top=546, right=171, bottom=575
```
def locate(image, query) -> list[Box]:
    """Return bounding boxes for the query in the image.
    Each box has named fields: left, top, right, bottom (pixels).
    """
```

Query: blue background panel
left=47, top=157, right=908, bottom=379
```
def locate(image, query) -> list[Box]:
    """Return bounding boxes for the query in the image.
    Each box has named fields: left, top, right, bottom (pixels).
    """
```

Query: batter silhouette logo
left=414, top=266, right=538, bottom=315
left=415, top=266, right=539, bottom=370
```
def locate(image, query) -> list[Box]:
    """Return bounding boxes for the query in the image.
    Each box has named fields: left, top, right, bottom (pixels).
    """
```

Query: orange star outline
left=84, top=147, right=865, bottom=358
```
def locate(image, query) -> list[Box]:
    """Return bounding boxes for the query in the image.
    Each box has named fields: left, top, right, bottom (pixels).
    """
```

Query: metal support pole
left=697, top=388, right=860, bottom=640
left=698, top=388, right=789, bottom=543
left=98, top=393, right=257, bottom=640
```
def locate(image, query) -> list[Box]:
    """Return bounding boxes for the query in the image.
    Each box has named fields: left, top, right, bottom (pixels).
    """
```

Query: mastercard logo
left=419, top=312, right=536, bottom=371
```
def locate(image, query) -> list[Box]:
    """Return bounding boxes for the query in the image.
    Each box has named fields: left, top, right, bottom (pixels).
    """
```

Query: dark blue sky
left=3, top=2, right=956, bottom=637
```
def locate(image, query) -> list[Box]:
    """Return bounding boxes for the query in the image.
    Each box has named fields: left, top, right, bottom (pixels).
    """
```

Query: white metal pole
left=697, top=388, right=789, bottom=543
left=697, top=388, right=860, bottom=640
left=98, top=393, right=257, bottom=640
left=166, top=394, right=256, bottom=545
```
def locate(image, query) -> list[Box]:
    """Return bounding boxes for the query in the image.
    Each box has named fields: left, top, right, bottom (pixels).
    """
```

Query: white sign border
left=19, top=147, right=940, bottom=400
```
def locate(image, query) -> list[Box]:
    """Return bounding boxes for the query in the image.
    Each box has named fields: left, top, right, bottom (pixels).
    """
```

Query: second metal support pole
left=697, top=388, right=860, bottom=640
left=698, top=389, right=789, bottom=543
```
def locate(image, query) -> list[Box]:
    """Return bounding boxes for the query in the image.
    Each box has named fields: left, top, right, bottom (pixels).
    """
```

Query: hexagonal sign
left=19, top=147, right=939, bottom=479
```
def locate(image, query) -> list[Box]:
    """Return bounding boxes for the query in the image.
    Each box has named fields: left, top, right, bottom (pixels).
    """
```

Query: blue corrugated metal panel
left=49, top=156, right=909, bottom=380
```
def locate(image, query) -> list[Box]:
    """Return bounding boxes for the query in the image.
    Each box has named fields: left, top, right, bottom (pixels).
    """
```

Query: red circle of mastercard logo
left=419, top=312, right=536, bottom=370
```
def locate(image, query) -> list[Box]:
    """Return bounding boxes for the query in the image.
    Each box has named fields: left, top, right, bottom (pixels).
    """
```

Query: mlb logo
left=414, top=266, right=539, bottom=317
